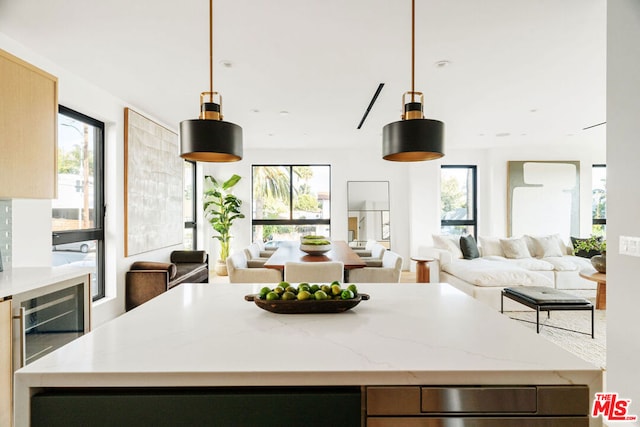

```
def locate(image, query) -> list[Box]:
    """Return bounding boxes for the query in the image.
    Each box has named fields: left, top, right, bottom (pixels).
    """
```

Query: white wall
left=607, top=1, right=640, bottom=422
left=0, top=33, right=184, bottom=327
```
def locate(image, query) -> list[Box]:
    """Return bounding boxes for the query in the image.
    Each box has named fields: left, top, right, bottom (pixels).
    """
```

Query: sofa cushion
left=459, top=235, right=480, bottom=260
left=170, top=250, right=207, bottom=264
left=130, top=261, right=177, bottom=280
left=433, top=234, right=463, bottom=259
left=497, top=257, right=554, bottom=271
left=478, top=236, right=505, bottom=257
left=532, top=235, right=564, bottom=257
left=170, top=263, right=209, bottom=288
left=442, top=258, right=553, bottom=287
left=499, top=237, right=531, bottom=259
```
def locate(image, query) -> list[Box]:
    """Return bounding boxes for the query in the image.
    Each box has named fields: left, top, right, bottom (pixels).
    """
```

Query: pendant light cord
left=209, top=0, right=214, bottom=102
left=411, top=0, right=415, bottom=103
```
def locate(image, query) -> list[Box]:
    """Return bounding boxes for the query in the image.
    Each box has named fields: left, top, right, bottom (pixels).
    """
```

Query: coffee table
left=501, top=286, right=594, bottom=338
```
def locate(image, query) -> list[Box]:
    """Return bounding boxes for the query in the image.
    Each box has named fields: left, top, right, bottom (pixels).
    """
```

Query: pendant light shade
left=179, top=0, right=243, bottom=162
left=180, top=118, right=242, bottom=162
left=383, top=117, right=444, bottom=161
left=382, top=0, right=444, bottom=162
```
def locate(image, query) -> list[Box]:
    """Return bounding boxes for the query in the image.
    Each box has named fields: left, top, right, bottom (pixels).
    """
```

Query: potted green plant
left=204, top=174, right=245, bottom=276
left=573, top=235, right=606, bottom=273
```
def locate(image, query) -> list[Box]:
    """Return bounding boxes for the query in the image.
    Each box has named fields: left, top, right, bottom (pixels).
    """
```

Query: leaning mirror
left=347, top=181, right=390, bottom=249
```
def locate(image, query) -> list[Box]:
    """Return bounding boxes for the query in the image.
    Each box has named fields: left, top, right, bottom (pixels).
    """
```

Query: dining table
left=263, top=240, right=366, bottom=271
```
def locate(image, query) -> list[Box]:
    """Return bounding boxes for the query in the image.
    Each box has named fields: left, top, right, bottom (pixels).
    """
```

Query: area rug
left=504, top=305, right=606, bottom=370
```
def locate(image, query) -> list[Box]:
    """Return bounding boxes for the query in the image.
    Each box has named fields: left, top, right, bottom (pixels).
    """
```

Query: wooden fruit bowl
left=244, top=293, right=370, bottom=314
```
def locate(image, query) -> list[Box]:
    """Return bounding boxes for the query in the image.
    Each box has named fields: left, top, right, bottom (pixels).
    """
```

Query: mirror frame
left=347, top=181, right=390, bottom=249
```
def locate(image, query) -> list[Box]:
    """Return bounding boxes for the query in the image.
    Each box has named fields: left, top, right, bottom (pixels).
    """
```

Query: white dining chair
left=348, top=250, right=403, bottom=283
left=284, top=261, right=344, bottom=283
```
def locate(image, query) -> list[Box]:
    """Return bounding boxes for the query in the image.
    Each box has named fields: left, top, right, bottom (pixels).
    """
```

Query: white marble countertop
left=0, top=265, right=93, bottom=299
left=14, top=283, right=603, bottom=425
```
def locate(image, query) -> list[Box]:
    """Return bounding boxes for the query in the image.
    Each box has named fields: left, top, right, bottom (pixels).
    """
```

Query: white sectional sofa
left=419, top=234, right=596, bottom=310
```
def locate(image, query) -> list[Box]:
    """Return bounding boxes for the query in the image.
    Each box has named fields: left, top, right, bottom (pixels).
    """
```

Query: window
left=183, top=160, right=197, bottom=249
left=440, top=165, right=477, bottom=238
left=252, top=165, right=331, bottom=244
left=592, top=164, right=606, bottom=236
left=52, top=106, right=105, bottom=301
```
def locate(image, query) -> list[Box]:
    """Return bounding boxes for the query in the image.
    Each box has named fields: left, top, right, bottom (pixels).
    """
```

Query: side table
left=579, top=268, right=606, bottom=310
left=410, top=257, right=434, bottom=283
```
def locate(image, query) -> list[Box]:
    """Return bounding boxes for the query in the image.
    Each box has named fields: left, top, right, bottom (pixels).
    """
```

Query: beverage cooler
left=13, top=277, right=89, bottom=370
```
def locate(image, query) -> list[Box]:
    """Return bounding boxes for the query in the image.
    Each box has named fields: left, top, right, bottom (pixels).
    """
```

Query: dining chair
left=348, top=250, right=403, bottom=283
left=227, top=251, right=283, bottom=283
left=284, top=261, right=344, bottom=283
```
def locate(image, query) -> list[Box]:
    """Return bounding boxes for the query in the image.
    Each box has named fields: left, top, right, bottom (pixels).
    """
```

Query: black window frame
left=251, top=164, right=331, bottom=239
left=184, top=160, right=197, bottom=249
left=440, top=165, right=478, bottom=239
left=592, top=164, right=606, bottom=231
left=52, top=105, right=105, bottom=301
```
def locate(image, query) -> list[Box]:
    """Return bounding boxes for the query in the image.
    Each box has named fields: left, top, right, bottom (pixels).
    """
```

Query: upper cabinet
left=0, top=49, right=58, bottom=199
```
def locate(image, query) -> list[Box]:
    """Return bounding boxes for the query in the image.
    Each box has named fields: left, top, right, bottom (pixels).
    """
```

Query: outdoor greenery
left=252, top=165, right=326, bottom=241
left=440, top=175, right=467, bottom=217
left=204, top=174, right=245, bottom=261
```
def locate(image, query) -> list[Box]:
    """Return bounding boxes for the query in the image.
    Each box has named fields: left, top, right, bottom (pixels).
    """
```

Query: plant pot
left=214, top=259, right=228, bottom=276
left=591, top=252, right=606, bottom=273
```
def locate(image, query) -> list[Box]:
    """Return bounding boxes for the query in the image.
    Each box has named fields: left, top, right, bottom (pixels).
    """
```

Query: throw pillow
left=533, top=235, right=564, bottom=258
left=432, top=234, right=463, bottom=259
left=571, top=236, right=602, bottom=258
left=499, top=237, right=531, bottom=259
left=478, top=236, right=505, bottom=257
left=459, top=235, right=480, bottom=260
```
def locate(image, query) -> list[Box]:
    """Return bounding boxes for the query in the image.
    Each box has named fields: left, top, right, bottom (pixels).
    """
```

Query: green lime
left=331, top=284, right=342, bottom=296
left=297, top=290, right=312, bottom=301
left=259, top=286, right=271, bottom=298
left=310, top=284, right=320, bottom=293
left=341, top=289, right=354, bottom=300
left=282, top=291, right=296, bottom=300
left=331, top=280, right=341, bottom=287
left=285, top=286, right=298, bottom=294
left=273, top=286, right=285, bottom=295
left=314, top=290, right=328, bottom=300
left=278, top=281, right=290, bottom=288
left=266, top=291, right=279, bottom=301
left=298, top=283, right=311, bottom=292
left=321, top=284, right=331, bottom=294
left=347, top=284, right=358, bottom=295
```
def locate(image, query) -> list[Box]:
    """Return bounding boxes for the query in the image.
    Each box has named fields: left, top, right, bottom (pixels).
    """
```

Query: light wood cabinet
left=1, top=298, right=12, bottom=427
left=0, top=48, right=58, bottom=199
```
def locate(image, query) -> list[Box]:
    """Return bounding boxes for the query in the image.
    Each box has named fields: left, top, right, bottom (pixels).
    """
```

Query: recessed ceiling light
left=268, top=133, right=274, bottom=137
left=219, top=60, right=233, bottom=68
left=250, top=109, right=260, bottom=113
left=496, top=132, right=511, bottom=137
left=434, top=60, right=450, bottom=68
left=279, top=111, right=290, bottom=116
left=530, top=109, right=538, bottom=113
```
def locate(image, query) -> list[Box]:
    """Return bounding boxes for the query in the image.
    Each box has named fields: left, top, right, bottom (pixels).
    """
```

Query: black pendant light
left=382, top=0, right=444, bottom=162
left=180, top=0, right=243, bottom=162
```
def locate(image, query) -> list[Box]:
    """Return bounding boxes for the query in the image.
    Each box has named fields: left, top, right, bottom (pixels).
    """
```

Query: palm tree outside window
left=252, top=165, right=331, bottom=245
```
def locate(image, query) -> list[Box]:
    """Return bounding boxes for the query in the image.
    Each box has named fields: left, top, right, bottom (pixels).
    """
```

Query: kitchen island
left=14, top=283, right=603, bottom=426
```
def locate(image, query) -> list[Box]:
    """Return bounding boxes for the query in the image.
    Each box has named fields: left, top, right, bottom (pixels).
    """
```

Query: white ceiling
left=0, top=0, right=607, bottom=152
